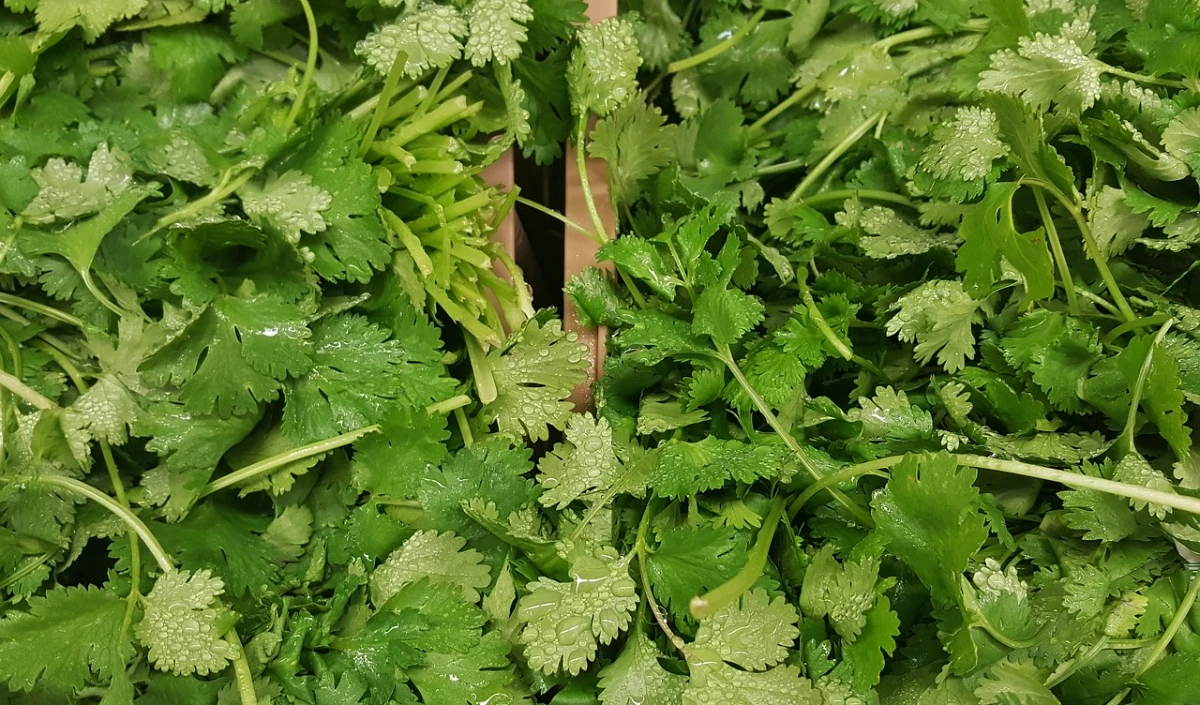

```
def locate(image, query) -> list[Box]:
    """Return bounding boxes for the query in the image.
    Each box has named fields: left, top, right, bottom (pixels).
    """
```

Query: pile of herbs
left=0, top=0, right=603, bottom=704
left=556, top=0, right=1200, bottom=704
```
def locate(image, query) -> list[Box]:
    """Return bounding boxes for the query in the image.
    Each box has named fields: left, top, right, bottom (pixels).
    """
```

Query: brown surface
left=564, top=0, right=618, bottom=410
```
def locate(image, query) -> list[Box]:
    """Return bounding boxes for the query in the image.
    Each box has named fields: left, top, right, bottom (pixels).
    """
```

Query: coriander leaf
left=1162, top=108, right=1200, bottom=178
left=568, top=17, right=642, bottom=117
left=838, top=594, right=900, bottom=691
left=0, top=585, right=129, bottom=694
left=355, top=5, right=468, bottom=77
left=283, top=312, right=452, bottom=444
left=34, top=0, right=147, bottom=41
left=1126, top=0, right=1200, bottom=80
left=1112, top=453, right=1176, bottom=520
left=1060, top=486, right=1139, bottom=543
left=536, top=413, right=624, bottom=509
left=980, top=29, right=1103, bottom=114
left=1001, top=310, right=1102, bottom=413
left=142, top=294, right=312, bottom=418
left=683, top=655, right=820, bottom=705
left=649, top=437, right=788, bottom=498
left=69, top=374, right=137, bottom=446
left=135, top=570, right=238, bottom=677
left=886, top=280, right=981, bottom=373
left=486, top=318, right=589, bottom=442
left=645, top=526, right=747, bottom=622
left=1134, top=652, right=1200, bottom=705
left=597, top=237, right=679, bottom=300
left=154, top=501, right=286, bottom=597
left=372, top=530, right=492, bottom=605
left=1090, top=186, right=1150, bottom=259
left=974, top=659, right=1058, bottom=705
left=22, top=144, right=133, bottom=225
left=238, top=170, right=331, bottom=244
left=871, top=452, right=989, bottom=605
left=409, top=631, right=530, bottom=705
left=524, top=0, right=586, bottom=54
left=693, top=589, right=800, bottom=670
left=465, top=0, right=533, bottom=66
left=800, top=544, right=881, bottom=642
left=836, top=201, right=955, bottom=260
left=957, top=182, right=1055, bottom=305
left=598, top=630, right=686, bottom=705
left=516, top=547, right=638, bottom=675
left=920, top=106, right=1009, bottom=185
left=588, top=97, right=676, bottom=204
left=692, top=287, right=765, bottom=346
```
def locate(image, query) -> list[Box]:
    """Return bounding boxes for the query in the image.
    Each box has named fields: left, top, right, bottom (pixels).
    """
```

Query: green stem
left=453, top=406, right=474, bottom=447
left=358, top=51, right=409, bottom=157
left=12, top=475, right=173, bottom=573
left=668, top=8, right=766, bottom=74
left=1022, top=179, right=1135, bottom=322
left=574, top=116, right=609, bottom=242
left=79, top=268, right=126, bottom=319
left=1033, top=189, right=1079, bottom=316
left=515, top=196, right=598, bottom=240
left=1104, top=65, right=1185, bottom=89
left=788, top=460, right=893, bottom=518
left=798, top=278, right=852, bottom=361
left=718, top=344, right=875, bottom=527
left=1135, top=568, right=1200, bottom=678
left=0, top=552, right=52, bottom=591
left=800, top=188, right=915, bottom=209
left=202, top=426, right=379, bottom=496
left=464, top=333, right=498, bottom=405
left=1104, top=314, right=1171, bottom=345
left=750, top=82, right=818, bottom=135
left=690, top=496, right=784, bottom=620
left=151, top=169, right=258, bottom=236
left=0, top=293, right=85, bottom=329
left=636, top=501, right=688, bottom=654
left=1122, top=318, right=1175, bottom=453
left=1045, top=637, right=1110, bottom=689
left=790, top=113, right=884, bottom=201
left=0, top=369, right=54, bottom=409
left=225, top=628, right=259, bottom=705
left=283, top=0, right=319, bottom=130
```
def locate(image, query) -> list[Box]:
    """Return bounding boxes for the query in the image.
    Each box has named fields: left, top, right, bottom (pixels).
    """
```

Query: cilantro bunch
left=543, top=0, right=1200, bottom=703
left=0, top=1, right=598, bottom=703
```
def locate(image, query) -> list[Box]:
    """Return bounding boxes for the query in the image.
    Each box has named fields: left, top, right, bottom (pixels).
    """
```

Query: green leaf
left=1001, top=310, right=1102, bottom=413
left=1134, top=652, right=1200, bottom=705
left=516, top=547, right=638, bottom=675
left=799, top=544, right=881, bottom=642
left=645, top=526, right=747, bottom=622
left=588, top=97, right=676, bottom=204
left=974, top=659, right=1059, bottom=705
left=355, top=4, right=468, bottom=76
left=683, top=655, right=820, bottom=705
left=486, top=318, right=590, bottom=442
left=692, top=287, right=765, bottom=346
left=34, top=0, right=147, bottom=41
left=1162, top=108, right=1200, bottom=178
left=372, top=530, right=492, bottom=606
left=649, top=437, right=788, bottom=498
left=135, top=570, right=237, bottom=677
left=0, top=585, right=129, bottom=694
left=957, top=182, right=1054, bottom=305
left=979, top=28, right=1102, bottom=114
left=597, top=237, right=679, bottom=301
left=568, top=17, right=642, bottom=117
left=871, top=452, right=989, bottom=605
left=836, top=201, right=954, bottom=260
left=465, top=0, right=533, bottom=66
left=536, top=413, right=625, bottom=509
left=598, top=630, right=686, bottom=705
left=1127, top=0, right=1200, bottom=79
left=410, top=631, right=530, bottom=705
left=693, top=588, right=800, bottom=670
left=886, top=280, right=981, bottom=373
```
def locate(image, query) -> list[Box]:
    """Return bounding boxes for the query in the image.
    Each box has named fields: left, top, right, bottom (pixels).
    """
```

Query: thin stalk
left=1122, top=318, right=1175, bottom=453
left=790, top=113, right=884, bottom=201
left=358, top=51, right=409, bottom=157
left=798, top=278, right=852, bottom=360
left=79, top=268, right=126, bottom=319
left=0, top=323, right=21, bottom=377
left=283, top=0, right=319, bottom=130
left=464, top=333, right=498, bottom=405
left=801, top=188, right=915, bottom=209
left=453, top=406, right=474, bottom=447
left=1104, top=65, right=1185, bottom=89
left=427, top=394, right=471, bottom=415
left=1135, top=568, right=1200, bottom=678
left=12, top=475, right=173, bottom=573
left=718, top=344, right=875, bottom=527
left=0, top=293, right=85, bottom=328
left=150, top=169, right=257, bottom=237
left=873, top=19, right=989, bottom=51
left=668, top=8, right=766, bottom=74
left=749, top=82, right=818, bottom=135
left=1045, top=637, right=1109, bottom=689
left=574, top=116, right=609, bottom=242
left=690, top=497, right=784, bottom=620
left=1075, top=287, right=1122, bottom=317
left=202, top=426, right=379, bottom=496
left=0, top=552, right=52, bottom=591
left=515, top=196, right=598, bottom=240
left=788, top=460, right=892, bottom=518
left=1022, top=179, right=1135, bottom=322
left=225, top=628, right=259, bottom=705
left=957, top=454, right=1200, bottom=517
left=1033, top=189, right=1079, bottom=315
left=635, top=500, right=687, bottom=654
left=1104, top=314, right=1171, bottom=344
left=0, top=369, right=54, bottom=409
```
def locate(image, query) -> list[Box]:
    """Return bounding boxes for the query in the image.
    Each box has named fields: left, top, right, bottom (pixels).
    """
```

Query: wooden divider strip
left=564, top=0, right=619, bottom=410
